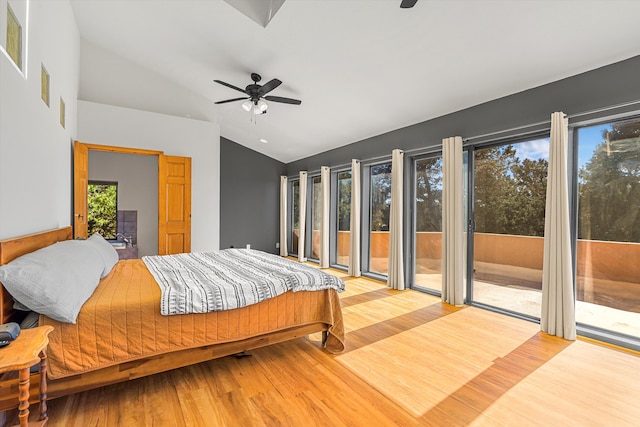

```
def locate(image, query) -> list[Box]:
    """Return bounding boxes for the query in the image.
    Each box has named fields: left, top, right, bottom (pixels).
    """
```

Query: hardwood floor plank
left=6, top=269, right=640, bottom=426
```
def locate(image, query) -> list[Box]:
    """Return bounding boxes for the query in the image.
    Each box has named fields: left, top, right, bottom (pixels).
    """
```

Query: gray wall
left=88, top=151, right=158, bottom=256
left=219, top=138, right=286, bottom=253
left=287, top=55, right=640, bottom=173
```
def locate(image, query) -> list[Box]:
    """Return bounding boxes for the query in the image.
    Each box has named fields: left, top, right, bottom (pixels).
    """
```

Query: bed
left=0, top=227, right=345, bottom=411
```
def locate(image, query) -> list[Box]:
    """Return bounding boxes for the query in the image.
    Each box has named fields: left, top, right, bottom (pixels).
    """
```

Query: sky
left=512, top=124, right=609, bottom=170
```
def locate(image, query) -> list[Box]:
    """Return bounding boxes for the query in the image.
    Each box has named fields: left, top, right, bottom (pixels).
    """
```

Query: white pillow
left=0, top=239, right=105, bottom=323
left=86, top=233, right=119, bottom=278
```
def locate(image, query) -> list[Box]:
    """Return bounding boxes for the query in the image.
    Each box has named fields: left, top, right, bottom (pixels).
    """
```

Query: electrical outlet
left=246, top=244, right=250, bottom=249
left=276, top=242, right=280, bottom=249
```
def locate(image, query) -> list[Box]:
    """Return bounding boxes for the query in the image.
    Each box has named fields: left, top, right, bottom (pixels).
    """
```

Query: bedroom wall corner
left=0, top=0, right=79, bottom=239
left=77, top=100, right=220, bottom=252
left=219, top=137, right=286, bottom=254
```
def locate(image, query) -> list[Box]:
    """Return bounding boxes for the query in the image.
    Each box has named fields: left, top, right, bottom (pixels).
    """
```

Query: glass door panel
left=290, top=180, right=299, bottom=255
left=413, top=156, right=443, bottom=292
left=336, top=171, right=351, bottom=267
left=576, top=118, right=640, bottom=339
left=369, top=163, right=392, bottom=275
left=311, top=176, right=322, bottom=260
left=472, top=139, right=549, bottom=317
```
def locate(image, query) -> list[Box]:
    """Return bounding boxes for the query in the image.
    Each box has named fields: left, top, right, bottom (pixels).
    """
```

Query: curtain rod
left=289, top=98, right=640, bottom=176
left=464, top=98, right=640, bottom=142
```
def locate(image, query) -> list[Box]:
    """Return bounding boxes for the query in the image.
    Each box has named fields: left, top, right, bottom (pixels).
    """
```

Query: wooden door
left=158, top=155, right=192, bottom=255
left=73, top=142, right=89, bottom=238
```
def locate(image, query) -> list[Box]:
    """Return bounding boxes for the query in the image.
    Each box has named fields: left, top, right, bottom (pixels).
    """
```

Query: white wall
left=0, top=0, right=79, bottom=239
left=77, top=100, right=220, bottom=252
left=79, top=39, right=217, bottom=124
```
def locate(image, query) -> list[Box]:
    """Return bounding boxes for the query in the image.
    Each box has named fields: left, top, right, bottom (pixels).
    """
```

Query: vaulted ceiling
left=71, top=0, right=640, bottom=163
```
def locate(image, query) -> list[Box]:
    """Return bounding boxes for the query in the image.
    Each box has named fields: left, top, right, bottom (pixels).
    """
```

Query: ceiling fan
left=214, top=73, right=302, bottom=114
left=400, top=0, right=418, bottom=8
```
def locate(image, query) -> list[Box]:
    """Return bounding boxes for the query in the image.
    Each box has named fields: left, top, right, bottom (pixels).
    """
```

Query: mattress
left=40, top=259, right=345, bottom=379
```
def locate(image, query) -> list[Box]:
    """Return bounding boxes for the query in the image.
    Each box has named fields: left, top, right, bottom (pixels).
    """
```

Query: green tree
left=87, top=183, right=117, bottom=239
left=337, top=172, right=351, bottom=231
left=474, top=144, right=548, bottom=237
left=370, top=163, right=392, bottom=231
left=578, top=119, right=640, bottom=242
left=415, top=157, right=442, bottom=232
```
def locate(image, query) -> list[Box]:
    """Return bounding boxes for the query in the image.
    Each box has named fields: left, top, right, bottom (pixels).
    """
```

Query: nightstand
left=0, top=326, right=53, bottom=427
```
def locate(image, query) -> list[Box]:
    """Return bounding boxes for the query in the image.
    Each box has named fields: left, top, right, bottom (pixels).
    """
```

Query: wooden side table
left=0, top=326, right=53, bottom=427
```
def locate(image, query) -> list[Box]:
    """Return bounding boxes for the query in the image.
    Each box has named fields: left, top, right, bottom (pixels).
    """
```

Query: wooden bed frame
left=0, top=227, right=330, bottom=411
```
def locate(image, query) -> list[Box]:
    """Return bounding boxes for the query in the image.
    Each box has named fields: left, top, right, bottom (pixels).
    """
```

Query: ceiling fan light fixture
left=254, top=99, right=268, bottom=114
left=241, top=100, right=253, bottom=111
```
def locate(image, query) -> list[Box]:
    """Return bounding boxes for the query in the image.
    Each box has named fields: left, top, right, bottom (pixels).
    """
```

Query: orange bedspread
left=40, top=259, right=345, bottom=379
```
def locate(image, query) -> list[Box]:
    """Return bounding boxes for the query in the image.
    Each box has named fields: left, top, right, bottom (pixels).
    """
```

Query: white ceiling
left=70, top=0, right=640, bottom=163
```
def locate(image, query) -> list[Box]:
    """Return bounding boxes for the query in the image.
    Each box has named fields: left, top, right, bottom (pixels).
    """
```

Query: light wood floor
left=8, top=269, right=640, bottom=426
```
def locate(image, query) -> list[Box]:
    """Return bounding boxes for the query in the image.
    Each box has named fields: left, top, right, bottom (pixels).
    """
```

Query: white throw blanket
left=142, top=249, right=345, bottom=315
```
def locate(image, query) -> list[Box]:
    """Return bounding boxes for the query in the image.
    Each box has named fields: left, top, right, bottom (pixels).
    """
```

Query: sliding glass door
left=413, top=155, right=443, bottom=293
left=471, top=138, right=549, bottom=318
left=368, top=162, right=392, bottom=275
left=576, top=117, right=640, bottom=339
left=289, top=179, right=299, bottom=256
left=335, top=171, right=351, bottom=267
left=310, top=176, right=322, bottom=260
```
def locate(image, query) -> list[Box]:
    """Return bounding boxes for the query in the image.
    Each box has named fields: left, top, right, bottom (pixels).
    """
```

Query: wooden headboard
left=0, top=226, right=73, bottom=323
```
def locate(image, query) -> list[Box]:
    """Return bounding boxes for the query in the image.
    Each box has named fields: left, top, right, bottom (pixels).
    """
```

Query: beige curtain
left=279, top=176, right=288, bottom=257
left=442, top=136, right=464, bottom=305
left=298, top=171, right=308, bottom=262
left=348, top=159, right=361, bottom=277
left=320, top=166, right=330, bottom=268
left=388, top=149, right=405, bottom=290
left=541, top=112, right=576, bottom=340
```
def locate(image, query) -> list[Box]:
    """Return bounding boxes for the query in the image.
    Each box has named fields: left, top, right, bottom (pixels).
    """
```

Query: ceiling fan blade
left=214, top=97, right=248, bottom=104
left=400, top=0, right=418, bottom=8
left=214, top=80, right=247, bottom=94
left=264, top=95, right=302, bottom=105
left=258, top=79, right=282, bottom=96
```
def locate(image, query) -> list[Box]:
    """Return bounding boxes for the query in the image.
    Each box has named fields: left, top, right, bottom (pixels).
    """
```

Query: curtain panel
left=298, top=171, right=308, bottom=262
left=348, top=159, right=361, bottom=277
left=541, top=112, right=576, bottom=340
left=388, top=149, right=405, bottom=290
left=279, top=176, right=288, bottom=257
left=442, top=136, right=464, bottom=306
left=320, top=166, right=330, bottom=268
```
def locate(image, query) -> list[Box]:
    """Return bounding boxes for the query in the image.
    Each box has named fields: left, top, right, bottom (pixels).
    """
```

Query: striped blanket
left=142, top=249, right=345, bottom=315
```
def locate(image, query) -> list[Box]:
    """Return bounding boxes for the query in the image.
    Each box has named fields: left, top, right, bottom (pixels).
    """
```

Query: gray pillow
left=0, top=239, right=105, bottom=323
left=86, top=233, right=119, bottom=277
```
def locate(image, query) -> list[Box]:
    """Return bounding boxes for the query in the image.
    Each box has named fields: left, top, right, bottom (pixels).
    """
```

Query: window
left=368, top=162, right=392, bottom=275
left=310, top=176, right=322, bottom=260
left=60, top=97, right=65, bottom=128
left=289, top=179, right=300, bottom=255
left=413, top=155, right=443, bottom=293
left=5, top=3, right=21, bottom=70
left=87, top=181, right=118, bottom=240
left=470, top=137, right=549, bottom=318
left=576, top=117, right=640, bottom=340
left=41, top=63, right=49, bottom=106
left=335, top=170, right=351, bottom=267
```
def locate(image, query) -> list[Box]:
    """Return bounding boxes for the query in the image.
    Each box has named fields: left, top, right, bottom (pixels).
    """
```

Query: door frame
left=73, top=141, right=192, bottom=255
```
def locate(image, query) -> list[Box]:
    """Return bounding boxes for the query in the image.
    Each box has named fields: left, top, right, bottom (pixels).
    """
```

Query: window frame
left=362, top=158, right=392, bottom=280
left=287, top=177, right=300, bottom=256
left=330, top=167, right=352, bottom=270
